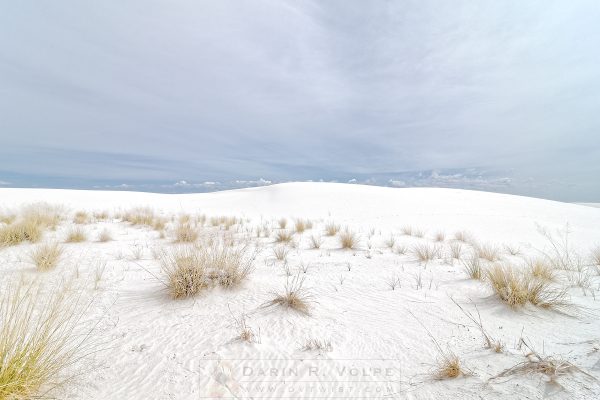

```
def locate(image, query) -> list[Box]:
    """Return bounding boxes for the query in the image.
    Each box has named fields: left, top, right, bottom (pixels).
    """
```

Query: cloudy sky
left=1, top=1, right=599, bottom=201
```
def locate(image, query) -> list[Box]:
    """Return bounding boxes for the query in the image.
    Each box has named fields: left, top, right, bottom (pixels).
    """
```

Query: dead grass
left=0, top=213, right=16, bottom=225
left=272, top=246, right=290, bottom=261
left=278, top=218, right=287, bottom=229
left=411, top=243, right=440, bottom=264
left=160, top=238, right=254, bottom=299
left=475, top=243, right=502, bottom=262
left=527, top=258, right=556, bottom=281
left=274, top=230, right=294, bottom=243
left=294, top=219, right=312, bottom=233
left=433, top=352, right=464, bottom=380
left=449, top=242, right=463, bottom=260
left=592, top=246, right=600, bottom=267
left=29, top=243, right=63, bottom=272
left=97, top=228, right=112, bottom=242
left=339, top=229, right=359, bottom=250
left=174, top=223, right=198, bottom=243
left=264, top=275, right=313, bottom=315
left=0, top=280, right=94, bottom=399
left=65, top=227, right=86, bottom=243
left=433, top=231, right=445, bottom=242
left=0, top=221, right=43, bottom=247
left=486, top=264, right=570, bottom=310
left=73, top=211, right=89, bottom=224
left=122, top=207, right=155, bottom=226
left=451, top=298, right=504, bottom=353
left=453, top=230, right=472, bottom=243
left=301, top=338, right=332, bottom=353
left=308, top=234, right=323, bottom=249
left=462, top=256, right=483, bottom=280
left=324, top=222, right=340, bottom=236
left=503, top=244, right=522, bottom=256
left=384, top=235, right=396, bottom=249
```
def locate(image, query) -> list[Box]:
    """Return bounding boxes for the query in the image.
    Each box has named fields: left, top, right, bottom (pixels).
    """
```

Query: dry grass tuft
left=339, top=229, right=359, bottom=250
left=462, top=256, right=483, bottom=280
left=0, top=212, right=16, bottom=225
left=160, top=238, right=254, bottom=299
left=0, top=280, right=94, bottom=399
left=264, top=275, right=313, bottom=315
left=324, top=222, right=340, bottom=236
left=384, top=235, right=396, bottom=249
left=449, top=242, right=463, bottom=260
left=301, top=338, right=332, bottom=353
left=274, top=230, right=294, bottom=243
left=294, top=219, right=312, bottom=233
left=433, top=352, right=464, bottom=380
left=97, top=228, right=112, bottom=242
left=123, top=207, right=156, bottom=226
left=433, top=231, right=446, bottom=242
left=453, top=230, right=472, bottom=243
left=591, top=246, right=600, bottom=267
left=73, top=211, right=89, bottom=224
left=0, top=221, right=43, bottom=247
left=308, top=234, right=323, bottom=249
left=277, top=218, right=287, bottom=229
left=272, top=246, right=290, bottom=261
left=30, top=243, right=63, bottom=272
left=527, top=258, right=556, bottom=281
left=486, top=264, right=570, bottom=310
left=475, top=243, right=502, bottom=262
left=504, top=244, right=522, bottom=256
left=174, top=223, right=198, bottom=243
left=65, top=227, right=86, bottom=243
left=411, top=243, right=440, bottom=264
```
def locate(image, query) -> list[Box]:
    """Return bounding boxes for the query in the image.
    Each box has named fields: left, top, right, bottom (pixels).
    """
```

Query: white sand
left=1, top=182, right=599, bottom=399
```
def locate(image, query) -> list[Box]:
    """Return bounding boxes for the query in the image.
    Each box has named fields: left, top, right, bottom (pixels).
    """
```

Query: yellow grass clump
left=324, top=222, right=340, bottom=236
left=264, top=275, right=312, bottom=315
left=73, top=211, right=89, bottom=224
left=65, top=227, right=86, bottom=243
left=274, top=230, right=294, bottom=243
left=339, top=229, right=359, bottom=250
left=29, top=243, right=63, bottom=272
left=174, top=222, right=198, bottom=243
left=97, top=228, right=113, bottom=242
left=0, top=280, right=94, bottom=399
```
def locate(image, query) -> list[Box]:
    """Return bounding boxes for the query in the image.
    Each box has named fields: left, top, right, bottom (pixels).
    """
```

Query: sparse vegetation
left=294, top=219, right=312, bottom=233
left=339, top=229, right=359, bottom=250
left=65, top=227, right=86, bottom=243
left=434, top=231, right=445, bottom=242
left=301, top=338, right=332, bottom=353
left=474, top=243, right=501, bottom=262
left=449, top=242, right=463, bottom=260
left=73, top=211, right=89, bottom=224
left=174, top=222, right=198, bottom=243
left=29, top=243, right=63, bottom=272
left=412, top=243, right=439, bottom=264
left=264, top=275, right=312, bottom=315
left=308, top=234, right=323, bottom=249
left=98, top=228, right=113, bottom=242
left=278, top=218, right=287, bottom=229
left=0, top=280, right=94, bottom=399
left=527, top=258, right=556, bottom=281
left=272, top=246, right=290, bottom=261
left=462, top=255, right=483, bottom=280
left=453, top=230, right=471, bottom=243
left=324, top=222, right=340, bottom=236
left=274, top=230, right=294, bottom=243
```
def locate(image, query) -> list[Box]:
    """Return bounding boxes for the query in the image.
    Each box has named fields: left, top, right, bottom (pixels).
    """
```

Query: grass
left=324, top=222, right=340, bottom=236
left=65, top=227, right=86, bottom=243
left=449, top=242, right=463, bottom=260
left=384, top=235, right=396, bottom=249
left=272, top=246, right=290, bottom=261
left=0, top=220, right=43, bottom=247
left=301, top=338, right=332, bottom=353
left=97, top=228, right=112, bottom=242
left=122, top=207, right=155, bottom=226
left=274, top=230, right=294, bottom=243
left=160, top=238, right=254, bottom=299
left=411, top=243, right=439, bottom=264
left=527, top=258, right=556, bottom=281
left=277, top=218, right=287, bottom=229
left=294, top=219, right=312, bottom=233
left=592, top=246, right=600, bottom=267
left=308, top=234, right=323, bottom=249
left=0, top=213, right=16, bottom=225
left=433, top=231, right=445, bottom=242
left=453, top=230, right=471, bottom=243
left=29, top=243, right=63, bottom=272
left=474, top=243, right=501, bottom=262
left=73, top=211, right=89, bottom=224
left=0, top=280, right=93, bottom=399
left=486, top=264, right=570, bottom=310
left=264, top=275, right=312, bottom=315
left=462, top=255, right=483, bottom=280
left=174, top=223, right=198, bottom=243
left=339, top=229, right=359, bottom=250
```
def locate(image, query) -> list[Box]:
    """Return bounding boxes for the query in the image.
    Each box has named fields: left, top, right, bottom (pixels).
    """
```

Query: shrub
left=449, top=242, right=463, bottom=260
left=30, top=243, right=63, bottom=272
left=272, top=246, right=290, bottom=261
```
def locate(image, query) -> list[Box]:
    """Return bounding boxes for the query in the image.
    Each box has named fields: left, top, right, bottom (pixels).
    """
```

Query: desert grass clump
left=97, top=228, right=112, bottom=242
left=453, top=230, right=472, bottom=243
left=486, top=264, right=569, bottom=310
left=433, top=351, right=464, bottom=380
left=0, top=212, right=16, bottom=225
left=339, top=229, right=359, bottom=250
left=324, top=222, right=340, bottom=236
left=0, top=220, right=43, bottom=247
left=92, top=210, right=109, bottom=221
left=474, top=243, right=501, bottom=262
left=411, top=243, right=440, bottom=264
left=175, top=222, right=198, bottom=243
left=272, top=246, right=290, bottom=261
left=277, top=218, right=287, bottom=229
left=462, top=256, right=483, bottom=280
left=274, top=230, right=294, bottom=243
left=294, top=219, right=312, bottom=233
left=301, top=338, right=332, bottom=353
left=160, top=238, right=254, bottom=299
left=384, top=235, right=396, bottom=249
left=449, top=242, right=463, bottom=260
left=504, top=244, right=522, bottom=256
left=590, top=246, right=600, bottom=270
left=65, top=227, right=86, bottom=243
left=122, top=207, right=155, bottom=227
left=0, top=280, right=94, bottom=399
left=308, top=234, right=323, bottom=249
left=231, top=313, right=257, bottom=343
left=527, top=258, right=556, bottom=281
left=72, top=211, right=89, bottom=224
left=264, top=275, right=313, bottom=315
left=30, top=243, right=63, bottom=272
left=433, top=231, right=446, bottom=242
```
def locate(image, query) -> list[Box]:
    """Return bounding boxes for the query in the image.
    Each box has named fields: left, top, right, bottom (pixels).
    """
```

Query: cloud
left=0, top=1, right=599, bottom=201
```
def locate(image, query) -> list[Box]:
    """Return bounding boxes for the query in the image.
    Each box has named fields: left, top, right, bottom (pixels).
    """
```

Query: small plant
left=272, top=246, right=290, bottom=261
left=449, top=242, right=463, bottom=260
left=475, top=243, right=501, bottom=262
left=294, top=219, right=311, bottom=233
left=274, top=230, right=294, bottom=243
left=122, top=207, right=156, bottom=226
left=453, top=230, right=471, bottom=243
left=504, top=244, right=522, bottom=256
left=401, top=226, right=413, bottom=236
left=94, top=260, right=107, bottom=290
left=0, top=221, right=43, bottom=247
left=324, top=222, right=340, bottom=236
left=264, top=275, right=313, bottom=315
left=462, top=256, right=483, bottom=280
left=527, top=258, right=556, bottom=281
left=98, top=228, right=112, bottom=242
left=384, top=235, right=396, bottom=249
left=339, top=229, right=359, bottom=250
left=394, top=245, right=408, bottom=255
left=73, top=211, right=89, bottom=224
left=412, top=228, right=425, bottom=238
left=160, top=247, right=209, bottom=299
left=433, top=351, right=464, bottom=380
left=385, top=274, right=401, bottom=290
left=308, top=234, right=323, bottom=249
left=433, top=231, right=445, bottom=242
left=29, top=243, right=63, bottom=272
left=93, top=211, right=109, bottom=221
left=175, top=223, right=198, bottom=243
left=230, top=312, right=257, bottom=343
left=301, top=338, right=332, bottom=353
left=278, top=218, right=287, bottom=229
left=411, top=243, right=439, bottom=264
left=65, top=227, right=86, bottom=243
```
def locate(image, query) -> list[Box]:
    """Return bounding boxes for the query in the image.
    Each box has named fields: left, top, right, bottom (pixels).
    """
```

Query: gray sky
left=1, top=1, right=599, bottom=201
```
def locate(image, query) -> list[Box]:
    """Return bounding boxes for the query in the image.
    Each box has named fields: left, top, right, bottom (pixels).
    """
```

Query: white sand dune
left=1, top=183, right=599, bottom=399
